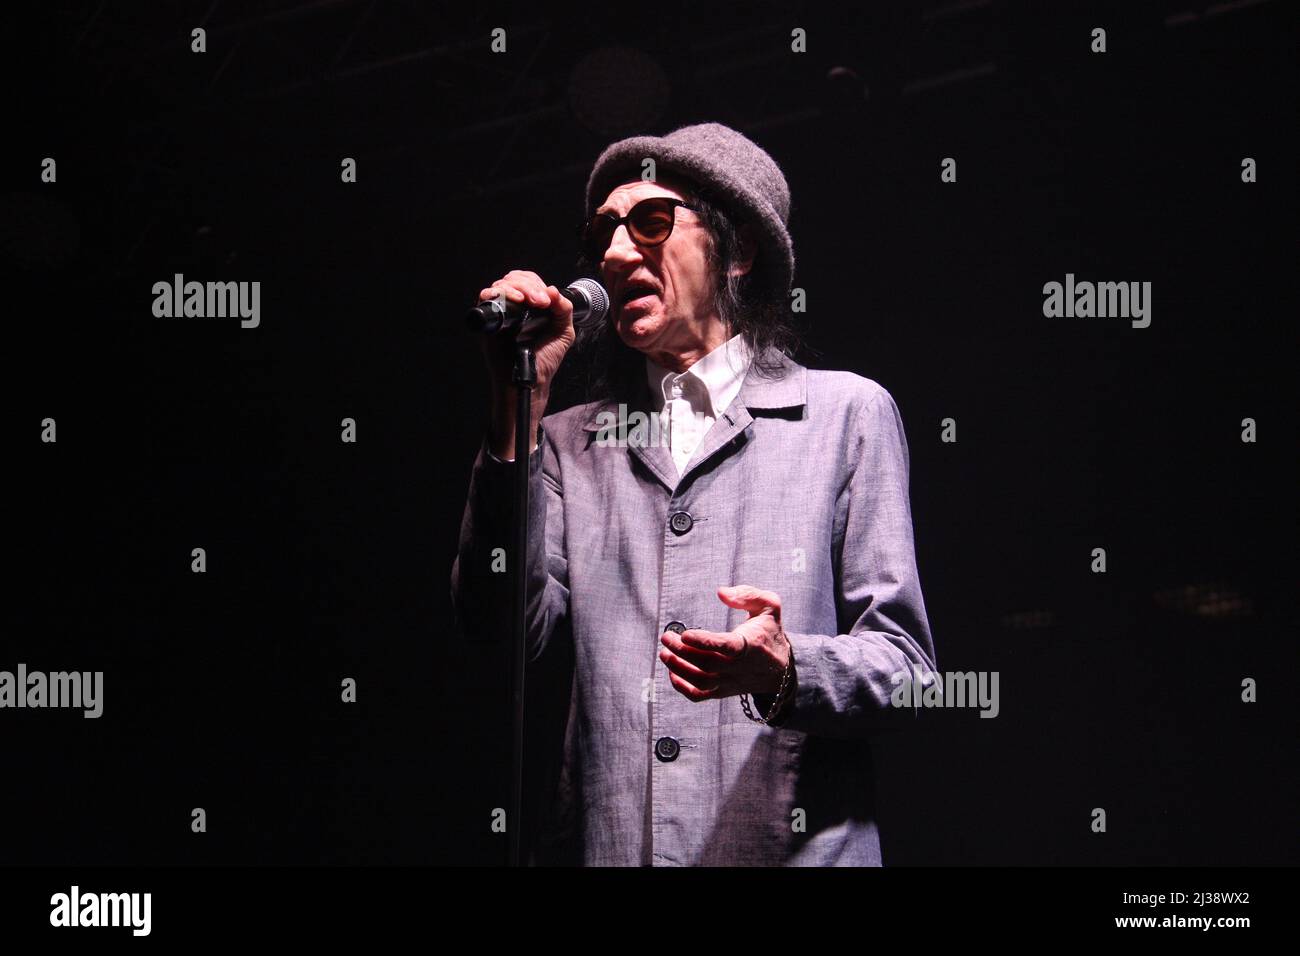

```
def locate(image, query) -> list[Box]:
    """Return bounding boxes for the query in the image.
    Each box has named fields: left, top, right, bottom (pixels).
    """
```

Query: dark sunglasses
left=578, top=197, right=699, bottom=263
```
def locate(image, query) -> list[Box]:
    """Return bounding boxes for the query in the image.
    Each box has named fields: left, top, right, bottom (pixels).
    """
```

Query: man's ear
left=730, top=224, right=758, bottom=279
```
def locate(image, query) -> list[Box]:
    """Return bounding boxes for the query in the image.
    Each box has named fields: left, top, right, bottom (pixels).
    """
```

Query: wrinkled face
left=591, top=179, right=716, bottom=356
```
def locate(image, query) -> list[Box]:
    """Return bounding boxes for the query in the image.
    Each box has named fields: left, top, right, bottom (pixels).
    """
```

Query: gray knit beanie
left=583, top=122, right=794, bottom=297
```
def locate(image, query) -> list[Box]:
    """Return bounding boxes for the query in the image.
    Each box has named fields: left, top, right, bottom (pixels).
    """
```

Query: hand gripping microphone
left=465, top=277, right=610, bottom=339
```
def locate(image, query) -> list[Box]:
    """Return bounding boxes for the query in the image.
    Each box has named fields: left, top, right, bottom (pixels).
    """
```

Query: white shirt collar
left=645, top=332, right=752, bottom=419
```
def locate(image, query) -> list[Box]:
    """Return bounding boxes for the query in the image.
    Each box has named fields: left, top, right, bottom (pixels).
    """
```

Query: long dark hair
left=560, top=178, right=807, bottom=408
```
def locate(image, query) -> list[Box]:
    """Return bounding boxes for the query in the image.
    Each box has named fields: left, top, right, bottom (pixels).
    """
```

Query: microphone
left=465, top=277, right=610, bottom=337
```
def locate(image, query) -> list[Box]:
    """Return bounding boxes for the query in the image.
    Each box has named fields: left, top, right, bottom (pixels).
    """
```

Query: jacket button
left=664, top=621, right=686, bottom=634
left=655, top=736, right=680, bottom=762
left=669, top=511, right=694, bottom=535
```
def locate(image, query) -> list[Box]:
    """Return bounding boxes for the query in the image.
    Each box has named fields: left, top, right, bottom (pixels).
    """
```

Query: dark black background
left=3, top=0, right=1294, bottom=866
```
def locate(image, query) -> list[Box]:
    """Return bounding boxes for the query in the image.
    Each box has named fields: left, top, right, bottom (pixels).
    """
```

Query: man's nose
left=603, top=223, right=642, bottom=266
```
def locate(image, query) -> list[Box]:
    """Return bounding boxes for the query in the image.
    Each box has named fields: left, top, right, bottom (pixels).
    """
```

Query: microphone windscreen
left=569, top=277, right=610, bottom=328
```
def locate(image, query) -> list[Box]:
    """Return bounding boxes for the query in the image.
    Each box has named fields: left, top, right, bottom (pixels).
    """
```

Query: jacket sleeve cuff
left=484, top=426, right=542, bottom=464
left=758, top=630, right=926, bottom=737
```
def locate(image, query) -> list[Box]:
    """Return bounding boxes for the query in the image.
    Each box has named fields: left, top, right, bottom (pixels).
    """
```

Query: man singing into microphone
left=451, top=122, right=936, bottom=866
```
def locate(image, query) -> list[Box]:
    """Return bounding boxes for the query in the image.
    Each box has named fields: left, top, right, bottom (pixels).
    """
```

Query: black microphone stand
left=508, top=336, right=537, bottom=868
left=468, top=280, right=606, bottom=866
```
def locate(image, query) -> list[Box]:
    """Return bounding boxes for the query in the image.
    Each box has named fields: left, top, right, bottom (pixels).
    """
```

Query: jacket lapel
left=580, top=346, right=808, bottom=494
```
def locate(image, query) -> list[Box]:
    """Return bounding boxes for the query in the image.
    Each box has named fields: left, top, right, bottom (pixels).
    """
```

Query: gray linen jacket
left=450, top=347, right=936, bottom=866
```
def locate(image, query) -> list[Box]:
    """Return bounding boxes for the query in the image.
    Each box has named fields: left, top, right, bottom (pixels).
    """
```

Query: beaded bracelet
left=739, top=629, right=794, bottom=724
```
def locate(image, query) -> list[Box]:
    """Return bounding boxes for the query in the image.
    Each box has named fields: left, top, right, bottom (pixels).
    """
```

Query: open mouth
left=622, top=295, right=657, bottom=312
left=619, top=282, right=660, bottom=310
